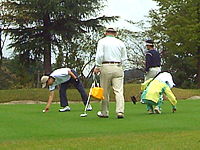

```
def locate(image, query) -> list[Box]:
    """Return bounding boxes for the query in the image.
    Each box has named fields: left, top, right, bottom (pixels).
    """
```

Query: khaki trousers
left=100, top=64, right=124, bottom=116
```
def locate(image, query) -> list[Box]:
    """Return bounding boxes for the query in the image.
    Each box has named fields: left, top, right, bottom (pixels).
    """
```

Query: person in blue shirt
left=140, top=39, right=162, bottom=104
left=145, top=39, right=161, bottom=81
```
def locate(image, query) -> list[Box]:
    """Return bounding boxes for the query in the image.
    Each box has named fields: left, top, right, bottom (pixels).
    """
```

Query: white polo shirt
left=49, top=68, right=71, bottom=91
left=95, top=35, right=127, bottom=68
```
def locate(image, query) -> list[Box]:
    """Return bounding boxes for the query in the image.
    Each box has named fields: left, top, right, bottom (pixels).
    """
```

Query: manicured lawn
left=0, top=99, right=200, bottom=149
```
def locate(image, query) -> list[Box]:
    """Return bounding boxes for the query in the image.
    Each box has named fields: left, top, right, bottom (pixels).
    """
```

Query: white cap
left=145, top=39, right=154, bottom=46
left=155, top=72, right=175, bottom=88
left=41, top=76, right=49, bottom=88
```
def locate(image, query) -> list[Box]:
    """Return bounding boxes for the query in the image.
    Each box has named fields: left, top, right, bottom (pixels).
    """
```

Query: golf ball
left=42, top=110, right=45, bottom=113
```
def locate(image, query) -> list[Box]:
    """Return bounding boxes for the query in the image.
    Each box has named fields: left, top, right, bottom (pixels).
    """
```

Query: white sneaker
left=97, top=111, right=108, bottom=118
left=140, top=99, right=145, bottom=104
left=154, top=106, right=161, bottom=114
left=86, top=104, right=92, bottom=111
left=59, top=106, right=70, bottom=112
left=149, top=109, right=154, bottom=114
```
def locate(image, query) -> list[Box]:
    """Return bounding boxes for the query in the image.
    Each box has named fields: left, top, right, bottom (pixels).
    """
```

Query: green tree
left=117, top=27, right=146, bottom=70
left=52, top=28, right=105, bottom=79
left=147, top=0, right=200, bottom=88
left=0, top=0, right=118, bottom=75
left=0, top=23, right=10, bottom=70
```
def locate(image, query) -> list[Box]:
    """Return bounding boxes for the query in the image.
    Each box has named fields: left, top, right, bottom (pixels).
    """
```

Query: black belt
left=102, top=61, right=121, bottom=64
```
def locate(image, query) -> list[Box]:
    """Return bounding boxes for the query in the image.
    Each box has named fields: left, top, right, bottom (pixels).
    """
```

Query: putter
left=80, top=82, right=95, bottom=117
left=131, top=91, right=142, bottom=104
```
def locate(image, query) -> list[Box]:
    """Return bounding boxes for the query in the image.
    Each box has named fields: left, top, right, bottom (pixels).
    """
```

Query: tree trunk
left=43, top=12, right=52, bottom=75
left=0, top=27, right=2, bottom=70
left=198, top=47, right=200, bottom=88
left=197, top=2, right=200, bottom=88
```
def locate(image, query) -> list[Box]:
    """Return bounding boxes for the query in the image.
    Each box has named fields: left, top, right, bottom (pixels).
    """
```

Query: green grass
left=0, top=100, right=200, bottom=149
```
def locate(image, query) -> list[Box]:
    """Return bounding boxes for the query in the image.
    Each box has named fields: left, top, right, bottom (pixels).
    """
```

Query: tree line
left=0, top=0, right=199, bottom=89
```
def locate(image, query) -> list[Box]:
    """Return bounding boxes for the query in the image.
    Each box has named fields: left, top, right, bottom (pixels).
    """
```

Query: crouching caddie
left=141, top=72, right=177, bottom=114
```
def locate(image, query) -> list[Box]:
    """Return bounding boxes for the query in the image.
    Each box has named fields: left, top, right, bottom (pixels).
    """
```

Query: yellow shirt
left=141, top=78, right=177, bottom=106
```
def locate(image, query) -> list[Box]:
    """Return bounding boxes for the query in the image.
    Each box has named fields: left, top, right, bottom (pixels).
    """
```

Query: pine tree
left=0, top=0, right=119, bottom=75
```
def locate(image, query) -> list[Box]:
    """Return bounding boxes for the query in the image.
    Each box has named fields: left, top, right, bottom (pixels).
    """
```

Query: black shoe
left=117, top=112, right=124, bottom=119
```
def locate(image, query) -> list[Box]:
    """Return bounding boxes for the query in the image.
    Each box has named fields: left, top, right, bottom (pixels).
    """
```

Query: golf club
left=80, top=81, right=95, bottom=117
left=131, top=91, right=142, bottom=104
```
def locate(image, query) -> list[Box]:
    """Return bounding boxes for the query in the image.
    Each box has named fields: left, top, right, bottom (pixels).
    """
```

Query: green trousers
left=143, top=99, right=163, bottom=111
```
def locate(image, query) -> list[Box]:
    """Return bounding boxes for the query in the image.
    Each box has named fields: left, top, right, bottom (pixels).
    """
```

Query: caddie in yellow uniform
left=141, top=72, right=177, bottom=114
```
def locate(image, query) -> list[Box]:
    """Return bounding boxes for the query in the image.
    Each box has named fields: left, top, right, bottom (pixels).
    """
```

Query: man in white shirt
left=41, top=68, right=92, bottom=112
left=94, top=27, right=127, bottom=119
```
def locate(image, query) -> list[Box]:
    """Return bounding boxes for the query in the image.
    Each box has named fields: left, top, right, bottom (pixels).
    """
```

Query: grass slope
left=1, top=84, right=200, bottom=103
left=0, top=100, right=200, bottom=149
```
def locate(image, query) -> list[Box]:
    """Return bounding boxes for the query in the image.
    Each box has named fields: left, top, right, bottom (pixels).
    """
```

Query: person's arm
left=68, top=70, right=77, bottom=79
left=121, top=42, right=128, bottom=69
left=145, top=52, right=153, bottom=71
left=68, top=70, right=80, bottom=84
left=45, top=90, right=55, bottom=112
left=164, top=86, right=177, bottom=106
left=95, top=41, right=104, bottom=68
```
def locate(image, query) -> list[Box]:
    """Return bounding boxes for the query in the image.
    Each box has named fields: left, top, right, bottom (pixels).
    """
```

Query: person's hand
left=94, top=68, right=100, bottom=75
left=172, top=106, right=177, bottom=113
left=45, top=107, right=49, bottom=112
left=75, top=78, right=80, bottom=84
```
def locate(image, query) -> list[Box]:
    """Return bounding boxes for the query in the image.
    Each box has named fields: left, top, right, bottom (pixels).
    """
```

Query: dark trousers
left=59, top=69, right=88, bottom=107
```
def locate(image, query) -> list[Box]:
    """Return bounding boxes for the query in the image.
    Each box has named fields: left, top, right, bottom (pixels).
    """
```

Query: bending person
left=41, top=67, right=92, bottom=112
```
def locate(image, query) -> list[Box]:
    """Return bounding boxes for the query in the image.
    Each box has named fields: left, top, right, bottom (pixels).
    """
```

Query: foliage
left=1, top=0, right=200, bottom=89
left=53, top=28, right=106, bottom=78
left=117, top=22, right=148, bottom=69
left=124, top=68, right=144, bottom=83
left=148, top=0, right=200, bottom=88
left=0, top=66, right=15, bottom=90
left=162, top=50, right=198, bottom=88
left=0, top=0, right=119, bottom=75
left=1, top=57, right=43, bottom=89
